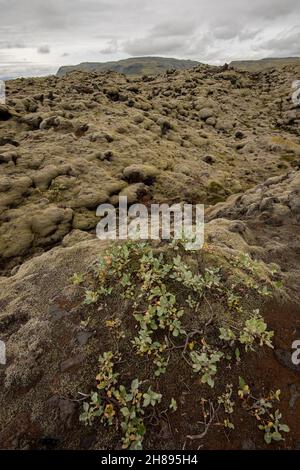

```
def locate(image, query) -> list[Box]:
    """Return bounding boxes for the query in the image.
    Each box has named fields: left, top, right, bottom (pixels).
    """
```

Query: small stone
left=58, top=399, right=77, bottom=429
left=76, top=331, right=93, bottom=346
left=123, top=164, right=158, bottom=185
left=203, top=155, right=215, bottom=165
left=21, top=114, right=43, bottom=130
left=229, top=221, right=247, bottom=234
left=97, top=150, right=114, bottom=162
left=48, top=304, right=67, bottom=319
left=199, top=108, right=214, bottom=120
left=235, top=130, right=246, bottom=139
left=206, top=116, right=216, bottom=126
left=215, top=119, right=234, bottom=131
left=60, top=353, right=85, bottom=372
left=259, top=197, right=279, bottom=211
left=283, top=110, right=297, bottom=124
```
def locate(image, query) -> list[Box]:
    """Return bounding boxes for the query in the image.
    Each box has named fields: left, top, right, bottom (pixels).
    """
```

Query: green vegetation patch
left=73, top=240, right=288, bottom=449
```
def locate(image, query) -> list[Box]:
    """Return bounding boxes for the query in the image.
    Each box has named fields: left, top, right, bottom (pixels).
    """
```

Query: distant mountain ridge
left=57, top=56, right=200, bottom=77
left=230, top=57, right=300, bottom=71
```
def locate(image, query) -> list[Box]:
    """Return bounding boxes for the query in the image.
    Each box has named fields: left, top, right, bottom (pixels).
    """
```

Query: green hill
left=230, top=57, right=300, bottom=71
left=57, top=56, right=199, bottom=77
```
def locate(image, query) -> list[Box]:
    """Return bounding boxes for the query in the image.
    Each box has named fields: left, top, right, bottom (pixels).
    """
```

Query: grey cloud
left=100, top=40, right=120, bottom=55
left=213, top=23, right=242, bottom=41
left=1, top=0, right=300, bottom=78
left=123, top=36, right=185, bottom=56
left=238, top=29, right=261, bottom=41
left=246, top=0, right=299, bottom=20
left=255, top=28, right=300, bottom=56
left=123, top=30, right=219, bottom=62
left=150, top=20, right=198, bottom=38
left=0, top=42, right=27, bottom=49
left=212, top=23, right=260, bottom=41
left=38, top=45, right=50, bottom=54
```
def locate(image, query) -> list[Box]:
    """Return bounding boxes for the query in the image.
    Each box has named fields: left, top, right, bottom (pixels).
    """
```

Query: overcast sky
left=0, top=0, right=300, bottom=79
